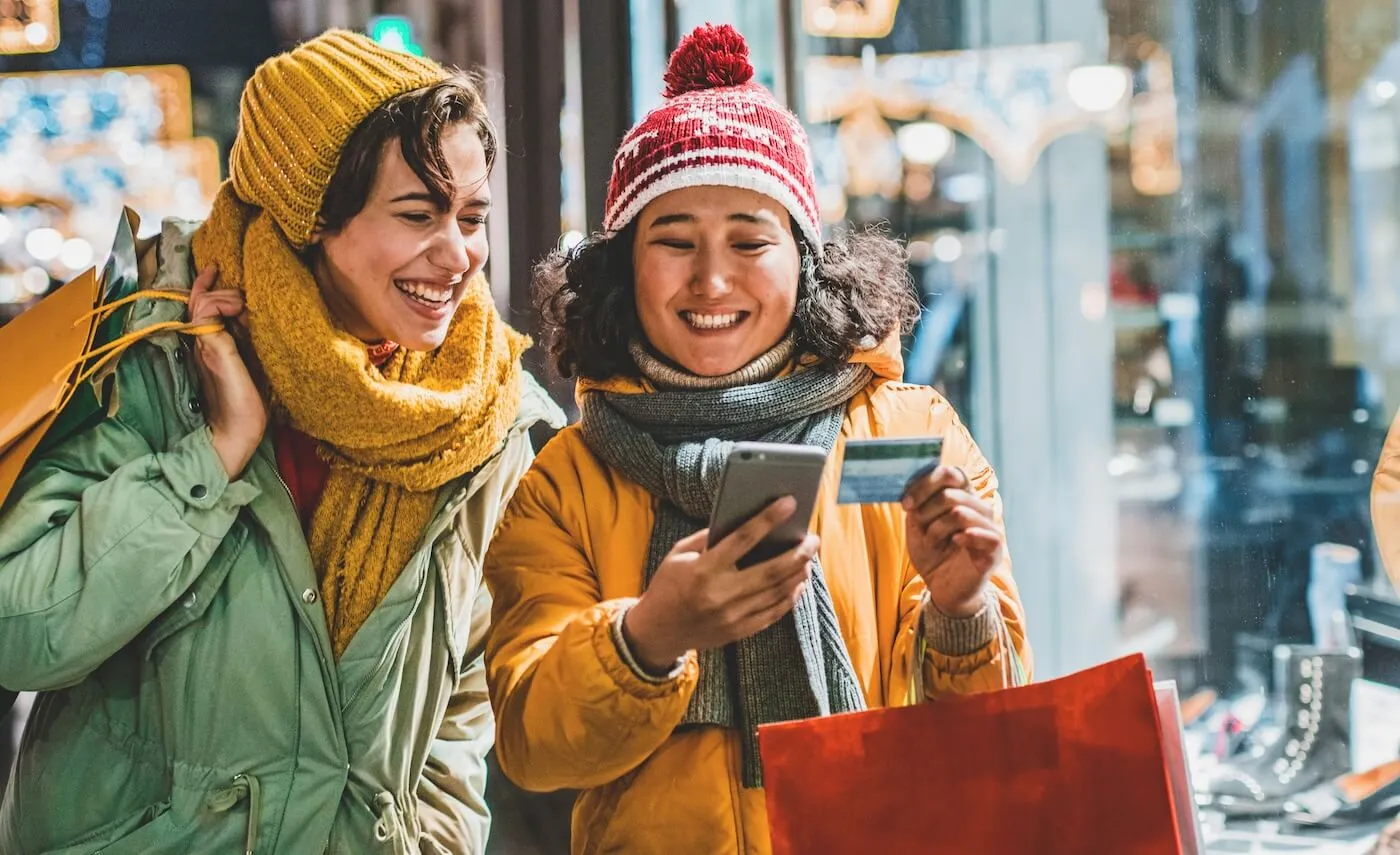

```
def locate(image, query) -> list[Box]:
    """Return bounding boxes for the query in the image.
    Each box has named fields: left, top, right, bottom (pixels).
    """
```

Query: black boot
left=1204, top=645, right=1361, bottom=817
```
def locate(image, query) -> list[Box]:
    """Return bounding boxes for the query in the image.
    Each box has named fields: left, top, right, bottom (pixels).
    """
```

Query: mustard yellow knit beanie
left=228, top=29, right=450, bottom=248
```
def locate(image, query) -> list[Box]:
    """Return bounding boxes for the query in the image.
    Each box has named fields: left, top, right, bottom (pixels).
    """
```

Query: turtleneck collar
left=628, top=331, right=797, bottom=391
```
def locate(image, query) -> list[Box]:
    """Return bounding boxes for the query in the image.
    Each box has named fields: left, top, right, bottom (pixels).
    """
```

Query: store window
left=627, top=0, right=1400, bottom=846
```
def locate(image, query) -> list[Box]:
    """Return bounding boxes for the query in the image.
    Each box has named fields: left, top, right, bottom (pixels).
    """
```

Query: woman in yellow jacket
left=1371, top=414, right=1400, bottom=855
left=483, top=24, right=1031, bottom=854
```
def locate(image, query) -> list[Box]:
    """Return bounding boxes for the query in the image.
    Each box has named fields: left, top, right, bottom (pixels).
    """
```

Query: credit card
left=836, top=437, right=944, bottom=505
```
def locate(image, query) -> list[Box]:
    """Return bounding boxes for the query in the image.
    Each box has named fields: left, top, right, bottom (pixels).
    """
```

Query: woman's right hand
left=622, top=497, right=818, bottom=674
left=187, top=265, right=267, bottom=480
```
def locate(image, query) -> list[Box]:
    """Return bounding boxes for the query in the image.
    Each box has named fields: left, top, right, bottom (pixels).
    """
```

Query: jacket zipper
left=261, top=454, right=349, bottom=744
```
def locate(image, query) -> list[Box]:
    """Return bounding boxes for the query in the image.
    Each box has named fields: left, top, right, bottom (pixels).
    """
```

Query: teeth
left=396, top=281, right=453, bottom=304
left=684, top=312, right=741, bottom=329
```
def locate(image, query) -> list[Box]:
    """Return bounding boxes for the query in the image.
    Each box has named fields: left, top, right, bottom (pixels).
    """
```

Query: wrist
left=621, top=599, right=686, bottom=676
left=210, top=428, right=253, bottom=480
left=928, top=586, right=987, bottom=619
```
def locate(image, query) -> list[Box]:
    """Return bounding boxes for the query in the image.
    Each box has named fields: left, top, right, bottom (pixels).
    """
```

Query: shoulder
left=515, top=370, right=567, bottom=434
left=849, top=377, right=965, bottom=437
left=519, top=423, right=601, bottom=497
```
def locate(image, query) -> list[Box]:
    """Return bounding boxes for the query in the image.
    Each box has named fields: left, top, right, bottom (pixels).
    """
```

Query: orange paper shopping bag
left=758, top=654, right=1183, bottom=855
left=0, top=267, right=102, bottom=508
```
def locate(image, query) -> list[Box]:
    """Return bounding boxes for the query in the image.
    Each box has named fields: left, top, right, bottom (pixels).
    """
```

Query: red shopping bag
left=758, top=654, right=1183, bottom=855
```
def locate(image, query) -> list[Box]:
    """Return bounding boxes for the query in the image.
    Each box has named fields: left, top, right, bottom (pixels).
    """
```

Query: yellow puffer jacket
left=1372, top=411, right=1400, bottom=587
left=483, top=341, right=1031, bottom=854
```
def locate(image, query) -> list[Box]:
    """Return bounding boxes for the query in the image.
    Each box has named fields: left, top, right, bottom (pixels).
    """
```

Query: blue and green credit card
left=836, top=437, right=944, bottom=505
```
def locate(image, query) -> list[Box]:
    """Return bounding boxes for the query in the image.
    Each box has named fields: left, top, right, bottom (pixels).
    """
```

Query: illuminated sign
left=0, top=0, right=60, bottom=55
left=803, top=0, right=900, bottom=39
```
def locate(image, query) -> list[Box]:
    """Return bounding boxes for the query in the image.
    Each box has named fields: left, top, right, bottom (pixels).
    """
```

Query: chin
left=392, top=323, right=451, bottom=352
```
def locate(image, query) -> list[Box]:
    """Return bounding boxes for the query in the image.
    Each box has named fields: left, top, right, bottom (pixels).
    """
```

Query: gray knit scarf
left=579, top=356, right=873, bottom=787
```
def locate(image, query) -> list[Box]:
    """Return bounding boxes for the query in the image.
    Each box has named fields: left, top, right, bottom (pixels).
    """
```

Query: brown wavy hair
left=317, top=72, right=497, bottom=233
left=534, top=223, right=922, bottom=381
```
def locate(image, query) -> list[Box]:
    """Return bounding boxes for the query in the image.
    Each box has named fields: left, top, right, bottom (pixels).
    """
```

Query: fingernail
left=901, top=496, right=913, bottom=510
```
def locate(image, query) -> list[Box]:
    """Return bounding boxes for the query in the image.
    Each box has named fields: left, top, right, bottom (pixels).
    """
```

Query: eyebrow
left=388, top=191, right=492, bottom=209
left=648, top=212, right=773, bottom=227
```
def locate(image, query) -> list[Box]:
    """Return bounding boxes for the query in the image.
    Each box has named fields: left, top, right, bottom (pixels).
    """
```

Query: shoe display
left=1204, top=646, right=1362, bottom=817
left=1282, top=758, right=1400, bottom=828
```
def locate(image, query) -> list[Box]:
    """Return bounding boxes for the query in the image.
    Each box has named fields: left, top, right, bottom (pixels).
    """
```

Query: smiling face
left=631, top=185, right=801, bottom=376
left=310, top=122, right=491, bottom=351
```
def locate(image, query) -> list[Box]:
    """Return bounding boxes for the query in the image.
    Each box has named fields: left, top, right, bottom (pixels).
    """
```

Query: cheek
left=327, top=225, right=419, bottom=282
left=754, top=259, right=800, bottom=316
left=633, top=256, right=684, bottom=319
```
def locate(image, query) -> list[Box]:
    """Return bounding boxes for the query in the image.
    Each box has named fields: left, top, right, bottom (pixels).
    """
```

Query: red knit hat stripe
left=606, top=148, right=822, bottom=249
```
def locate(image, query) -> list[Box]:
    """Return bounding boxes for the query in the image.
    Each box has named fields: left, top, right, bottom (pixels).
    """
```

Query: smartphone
left=707, top=442, right=829, bottom=568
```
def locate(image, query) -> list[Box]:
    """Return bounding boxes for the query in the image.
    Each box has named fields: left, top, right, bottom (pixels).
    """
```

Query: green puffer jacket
left=0, top=216, right=564, bottom=854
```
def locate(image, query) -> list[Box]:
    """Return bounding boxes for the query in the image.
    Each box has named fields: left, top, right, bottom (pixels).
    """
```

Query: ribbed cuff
left=923, top=588, right=1000, bottom=656
left=611, top=600, right=687, bottom=684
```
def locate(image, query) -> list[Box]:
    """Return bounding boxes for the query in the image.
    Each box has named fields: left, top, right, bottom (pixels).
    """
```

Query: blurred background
left=5, top=0, right=1400, bottom=850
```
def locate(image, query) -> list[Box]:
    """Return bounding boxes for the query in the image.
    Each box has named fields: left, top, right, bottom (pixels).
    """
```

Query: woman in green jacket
left=0, top=30, right=558, bottom=854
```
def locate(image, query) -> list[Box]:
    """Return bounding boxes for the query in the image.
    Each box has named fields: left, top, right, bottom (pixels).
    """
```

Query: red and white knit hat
left=602, top=24, right=824, bottom=255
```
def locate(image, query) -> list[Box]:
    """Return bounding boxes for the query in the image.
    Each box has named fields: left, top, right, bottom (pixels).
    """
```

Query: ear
left=307, top=224, right=324, bottom=246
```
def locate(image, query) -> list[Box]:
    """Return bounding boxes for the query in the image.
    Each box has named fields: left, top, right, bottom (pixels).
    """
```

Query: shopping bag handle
left=52, top=289, right=225, bottom=413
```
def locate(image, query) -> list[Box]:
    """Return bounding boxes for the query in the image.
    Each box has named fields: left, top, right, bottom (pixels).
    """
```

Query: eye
left=398, top=212, right=433, bottom=225
left=653, top=239, right=694, bottom=250
left=459, top=215, right=488, bottom=228
left=733, top=241, right=770, bottom=252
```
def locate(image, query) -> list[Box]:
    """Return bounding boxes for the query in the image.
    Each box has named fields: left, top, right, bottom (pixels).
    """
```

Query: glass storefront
left=632, top=0, right=1400, bottom=846
left=5, top=0, right=1400, bottom=848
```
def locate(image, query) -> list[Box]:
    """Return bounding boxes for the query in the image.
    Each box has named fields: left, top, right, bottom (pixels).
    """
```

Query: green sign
left=368, top=16, right=423, bottom=57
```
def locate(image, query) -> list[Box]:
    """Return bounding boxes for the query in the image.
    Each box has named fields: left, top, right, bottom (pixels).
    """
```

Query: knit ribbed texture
left=603, top=25, right=824, bottom=254
left=922, top=588, right=1001, bottom=656
left=628, top=332, right=795, bottom=391
left=578, top=365, right=872, bottom=788
left=611, top=601, right=686, bottom=684
left=228, top=29, right=449, bottom=248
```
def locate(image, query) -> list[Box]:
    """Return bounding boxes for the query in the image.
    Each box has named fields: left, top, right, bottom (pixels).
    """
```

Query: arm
left=893, top=396, right=1031, bottom=701
left=416, top=430, right=530, bottom=854
left=0, top=411, right=258, bottom=691
left=483, top=458, right=698, bottom=794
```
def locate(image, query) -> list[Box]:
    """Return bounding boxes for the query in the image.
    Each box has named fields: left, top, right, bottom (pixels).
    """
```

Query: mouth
left=395, top=279, right=457, bottom=310
left=680, top=310, right=748, bottom=331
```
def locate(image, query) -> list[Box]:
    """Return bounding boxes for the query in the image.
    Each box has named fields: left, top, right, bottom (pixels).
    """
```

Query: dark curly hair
left=534, top=223, right=922, bottom=381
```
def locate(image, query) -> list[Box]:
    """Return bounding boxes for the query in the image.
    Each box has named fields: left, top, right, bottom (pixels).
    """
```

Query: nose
left=691, top=244, right=733, bottom=299
left=428, top=222, right=479, bottom=276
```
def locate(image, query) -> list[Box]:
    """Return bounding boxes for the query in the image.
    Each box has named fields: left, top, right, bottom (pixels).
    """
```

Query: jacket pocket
left=139, top=524, right=247, bottom=658
left=36, top=799, right=174, bottom=855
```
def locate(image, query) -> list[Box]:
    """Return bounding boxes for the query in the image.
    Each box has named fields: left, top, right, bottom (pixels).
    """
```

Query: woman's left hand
left=902, top=466, right=1005, bottom=617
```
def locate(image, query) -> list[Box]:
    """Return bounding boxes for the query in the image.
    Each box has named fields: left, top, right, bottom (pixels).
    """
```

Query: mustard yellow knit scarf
left=192, top=185, right=527, bottom=657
